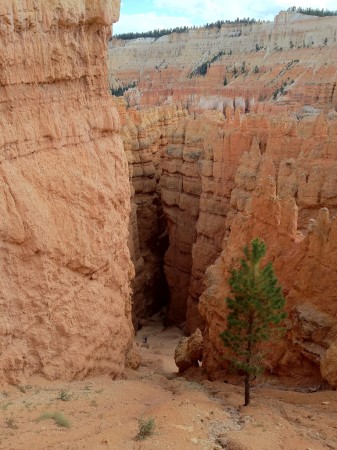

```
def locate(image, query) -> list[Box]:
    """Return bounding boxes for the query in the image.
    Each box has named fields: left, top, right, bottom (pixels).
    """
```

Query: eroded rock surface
left=118, top=104, right=229, bottom=328
left=175, top=328, right=203, bottom=372
left=200, top=158, right=337, bottom=382
left=321, top=340, right=337, bottom=387
left=0, top=0, right=134, bottom=383
left=109, top=12, right=337, bottom=112
left=120, top=100, right=337, bottom=382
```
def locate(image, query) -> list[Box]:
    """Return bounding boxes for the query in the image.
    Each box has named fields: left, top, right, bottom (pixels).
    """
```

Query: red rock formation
left=199, top=114, right=337, bottom=383
left=109, top=12, right=337, bottom=113
left=0, top=0, right=134, bottom=383
left=119, top=103, right=230, bottom=327
left=109, top=10, right=337, bottom=383
left=116, top=101, right=180, bottom=325
left=120, top=100, right=337, bottom=383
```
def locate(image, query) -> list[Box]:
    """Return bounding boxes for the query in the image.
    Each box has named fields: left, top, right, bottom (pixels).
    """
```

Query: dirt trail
left=1, top=318, right=336, bottom=449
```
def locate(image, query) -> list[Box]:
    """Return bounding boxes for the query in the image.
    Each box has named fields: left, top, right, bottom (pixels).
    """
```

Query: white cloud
left=114, top=1, right=337, bottom=35
left=154, top=0, right=337, bottom=21
left=275, top=0, right=337, bottom=8
left=113, top=12, right=192, bottom=35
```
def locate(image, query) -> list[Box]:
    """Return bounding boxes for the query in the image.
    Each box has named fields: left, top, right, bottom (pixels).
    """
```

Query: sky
left=113, top=0, right=337, bottom=34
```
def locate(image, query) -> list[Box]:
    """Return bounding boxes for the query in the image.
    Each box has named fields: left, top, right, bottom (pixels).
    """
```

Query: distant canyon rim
left=0, top=0, right=337, bottom=392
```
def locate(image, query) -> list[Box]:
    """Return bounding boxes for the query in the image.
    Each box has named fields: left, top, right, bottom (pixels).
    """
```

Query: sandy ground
left=1, top=317, right=337, bottom=450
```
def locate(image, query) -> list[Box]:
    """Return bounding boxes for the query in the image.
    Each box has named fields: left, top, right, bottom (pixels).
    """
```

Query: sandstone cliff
left=0, top=0, right=134, bottom=383
left=109, top=12, right=337, bottom=113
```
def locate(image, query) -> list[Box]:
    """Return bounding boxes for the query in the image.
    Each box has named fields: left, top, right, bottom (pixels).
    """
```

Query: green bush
left=57, top=390, right=72, bottom=402
left=135, top=417, right=155, bottom=440
left=37, top=412, right=71, bottom=428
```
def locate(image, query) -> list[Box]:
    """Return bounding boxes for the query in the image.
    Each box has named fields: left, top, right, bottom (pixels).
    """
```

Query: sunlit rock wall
left=0, top=0, right=134, bottom=383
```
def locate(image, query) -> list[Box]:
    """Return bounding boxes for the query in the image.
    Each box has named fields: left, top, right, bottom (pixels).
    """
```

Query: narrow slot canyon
left=119, top=98, right=337, bottom=386
left=120, top=102, right=226, bottom=333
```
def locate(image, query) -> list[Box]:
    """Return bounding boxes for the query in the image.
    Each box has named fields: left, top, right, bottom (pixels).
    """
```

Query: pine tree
left=220, top=238, right=286, bottom=406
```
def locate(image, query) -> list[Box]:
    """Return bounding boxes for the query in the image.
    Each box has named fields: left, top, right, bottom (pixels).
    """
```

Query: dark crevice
left=131, top=193, right=171, bottom=330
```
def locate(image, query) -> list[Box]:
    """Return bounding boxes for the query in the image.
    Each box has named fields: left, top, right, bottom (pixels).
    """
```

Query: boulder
left=174, top=328, right=203, bottom=372
left=320, top=341, right=337, bottom=388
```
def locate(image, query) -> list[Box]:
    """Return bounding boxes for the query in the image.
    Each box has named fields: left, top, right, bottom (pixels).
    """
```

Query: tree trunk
left=244, top=314, right=253, bottom=406
left=244, top=372, right=250, bottom=406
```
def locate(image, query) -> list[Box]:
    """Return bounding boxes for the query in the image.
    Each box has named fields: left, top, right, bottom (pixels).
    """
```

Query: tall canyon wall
left=199, top=112, right=337, bottom=384
left=0, top=0, right=135, bottom=384
left=119, top=103, right=231, bottom=329
left=110, top=11, right=337, bottom=385
left=119, top=104, right=337, bottom=385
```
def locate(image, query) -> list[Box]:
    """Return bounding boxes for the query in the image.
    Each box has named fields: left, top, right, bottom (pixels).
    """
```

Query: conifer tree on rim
left=220, top=238, right=287, bottom=406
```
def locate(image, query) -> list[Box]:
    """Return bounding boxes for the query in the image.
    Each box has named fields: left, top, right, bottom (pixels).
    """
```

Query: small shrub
left=196, top=62, right=208, bottom=76
left=5, top=416, right=18, bottom=429
left=111, top=82, right=136, bottom=97
left=135, top=417, right=155, bottom=440
left=57, top=390, right=71, bottom=402
left=15, top=384, right=32, bottom=394
left=37, top=412, right=71, bottom=428
left=0, top=402, right=12, bottom=411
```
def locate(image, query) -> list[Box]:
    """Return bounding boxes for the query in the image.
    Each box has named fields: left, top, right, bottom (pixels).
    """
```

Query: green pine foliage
left=220, top=238, right=286, bottom=406
left=287, top=6, right=337, bottom=16
left=113, top=18, right=266, bottom=41
left=110, top=82, right=136, bottom=97
left=114, top=26, right=189, bottom=41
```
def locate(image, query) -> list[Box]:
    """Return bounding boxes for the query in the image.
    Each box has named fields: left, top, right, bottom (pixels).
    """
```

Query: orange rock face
left=0, top=0, right=134, bottom=383
left=121, top=100, right=337, bottom=384
left=199, top=113, right=337, bottom=383
left=117, top=101, right=179, bottom=325
left=119, top=102, right=230, bottom=327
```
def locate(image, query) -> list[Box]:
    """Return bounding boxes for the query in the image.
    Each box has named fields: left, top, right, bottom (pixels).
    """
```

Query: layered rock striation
left=109, top=12, right=337, bottom=113
left=6, top=1, right=334, bottom=386
left=0, top=0, right=134, bottom=383
left=116, top=101, right=179, bottom=325
left=120, top=99, right=337, bottom=383
left=198, top=111, right=337, bottom=383
left=119, top=103, right=232, bottom=328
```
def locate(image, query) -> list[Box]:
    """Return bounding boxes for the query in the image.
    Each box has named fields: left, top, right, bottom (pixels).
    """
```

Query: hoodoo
left=112, top=11, right=337, bottom=385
